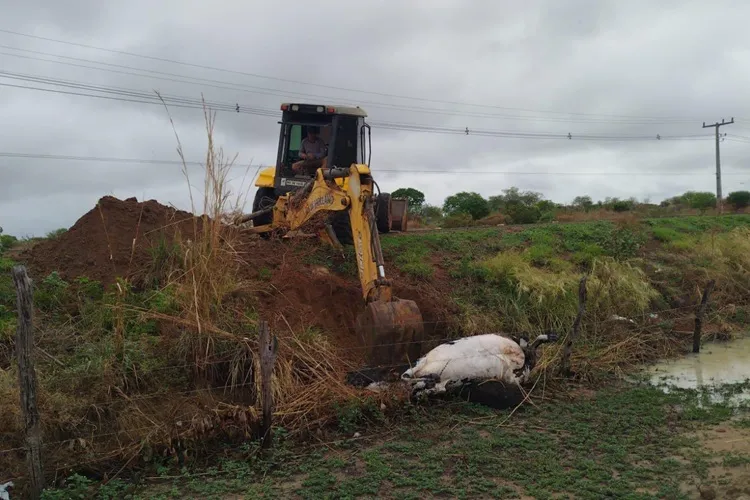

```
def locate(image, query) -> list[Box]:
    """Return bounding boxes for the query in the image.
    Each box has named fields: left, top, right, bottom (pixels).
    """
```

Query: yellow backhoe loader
left=237, top=103, right=422, bottom=367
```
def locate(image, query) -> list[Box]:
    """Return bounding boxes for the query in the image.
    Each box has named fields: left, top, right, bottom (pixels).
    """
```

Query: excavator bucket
left=355, top=298, right=425, bottom=367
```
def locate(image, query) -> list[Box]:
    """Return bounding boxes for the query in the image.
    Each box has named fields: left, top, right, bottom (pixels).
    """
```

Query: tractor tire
left=329, top=210, right=353, bottom=245
left=376, top=193, right=392, bottom=234
left=252, top=187, right=277, bottom=240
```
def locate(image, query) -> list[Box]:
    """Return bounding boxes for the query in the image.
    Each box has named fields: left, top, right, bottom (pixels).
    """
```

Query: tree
left=536, top=200, right=557, bottom=213
left=680, top=191, right=716, bottom=212
left=503, top=187, right=543, bottom=206
left=488, top=195, right=505, bottom=213
left=727, top=191, right=750, bottom=211
left=572, top=195, right=594, bottom=211
left=419, top=204, right=444, bottom=224
left=603, top=197, right=635, bottom=212
left=488, top=187, right=543, bottom=212
left=443, top=191, right=490, bottom=220
left=391, top=187, right=425, bottom=213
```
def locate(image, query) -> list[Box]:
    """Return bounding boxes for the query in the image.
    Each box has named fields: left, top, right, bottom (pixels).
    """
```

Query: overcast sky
left=1, top=0, right=749, bottom=236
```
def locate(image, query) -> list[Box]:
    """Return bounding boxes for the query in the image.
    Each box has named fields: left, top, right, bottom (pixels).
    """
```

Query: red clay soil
left=22, top=196, right=201, bottom=286
left=253, top=246, right=458, bottom=353
left=258, top=263, right=363, bottom=351
left=20, top=195, right=457, bottom=352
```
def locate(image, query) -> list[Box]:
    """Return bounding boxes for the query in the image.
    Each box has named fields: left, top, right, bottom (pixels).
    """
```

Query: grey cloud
left=1, top=0, right=749, bottom=236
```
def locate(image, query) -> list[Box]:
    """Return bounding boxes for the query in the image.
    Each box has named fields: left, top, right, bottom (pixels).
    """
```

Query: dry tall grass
left=0, top=99, right=375, bottom=483
left=473, top=249, right=699, bottom=382
left=476, top=251, right=659, bottom=331
left=153, top=97, right=370, bottom=434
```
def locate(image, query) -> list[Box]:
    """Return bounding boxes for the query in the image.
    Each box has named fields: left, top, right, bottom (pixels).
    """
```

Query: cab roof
left=280, top=103, right=368, bottom=118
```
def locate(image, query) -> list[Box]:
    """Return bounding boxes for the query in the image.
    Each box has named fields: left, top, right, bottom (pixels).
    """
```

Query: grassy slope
left=4, top=214, right=750, bottom=498
left=382, top=214, right=750, bottom=322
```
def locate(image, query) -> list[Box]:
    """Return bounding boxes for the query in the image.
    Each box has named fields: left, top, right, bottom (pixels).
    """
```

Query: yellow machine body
left=246, top=164, right=424, bottom=367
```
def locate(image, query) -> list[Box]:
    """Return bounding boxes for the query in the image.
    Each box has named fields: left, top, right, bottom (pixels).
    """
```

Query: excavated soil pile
left=21, top=196, right=368, bottom=340
left=23, top=195, right=202, bottom=286
left=21, top=195, right=455, bottom=350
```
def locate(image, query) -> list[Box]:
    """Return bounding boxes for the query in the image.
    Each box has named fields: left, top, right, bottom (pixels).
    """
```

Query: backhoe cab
left=251, top=103, right=402, bottom=241
left=239, top=103, right=423, bottom=367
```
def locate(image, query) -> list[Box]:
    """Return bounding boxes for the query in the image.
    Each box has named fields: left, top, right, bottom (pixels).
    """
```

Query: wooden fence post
left=258, top=320, right=277, bottom=450
left=12, top=265, right=44, bottom=499
left=693, top=280, right=716, bottom=353
left=560, top=275, right=588, bottom=377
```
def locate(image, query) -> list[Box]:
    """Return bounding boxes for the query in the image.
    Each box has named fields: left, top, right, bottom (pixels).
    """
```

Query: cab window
left=287, top=124, right=302, bottom=159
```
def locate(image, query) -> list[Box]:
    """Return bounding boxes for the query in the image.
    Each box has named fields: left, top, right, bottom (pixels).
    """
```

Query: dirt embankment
left=19, top=196, right=454, bottom=348
left=22, top=196, right=200, bottom=286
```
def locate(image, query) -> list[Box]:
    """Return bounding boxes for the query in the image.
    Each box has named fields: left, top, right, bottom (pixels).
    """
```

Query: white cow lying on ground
left=346, top=332, right=559, bottom=409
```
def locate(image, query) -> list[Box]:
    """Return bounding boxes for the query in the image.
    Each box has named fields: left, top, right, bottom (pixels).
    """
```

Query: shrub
left=505, top=203, right=542, bottom=224
left=419, top=204, right=444, bottom=225
left=727, top=191, right=750, bottom=211
left=571, top=243, right=605, bottom=268
left=0, top=226, right=17, bottom=254
left=443, top=213, right=475, bottom=228
left=525, top=243, right=555, bottom=267
left=612, top=200, right=632, bottom=212
left=45, top=228, right=68, bottom=239
left=477, top=213, right=507, bottom=226
left=680, top=191, right=717, bottom=212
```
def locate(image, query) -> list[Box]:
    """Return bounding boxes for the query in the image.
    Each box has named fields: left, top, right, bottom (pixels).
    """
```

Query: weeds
left=0, top=100, right=364, bottom=487
left=64, top=381, right=749, bottom=499
left=4, top=99, right=750, bottom=495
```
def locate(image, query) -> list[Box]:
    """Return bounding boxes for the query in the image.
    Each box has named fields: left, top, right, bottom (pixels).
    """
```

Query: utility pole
left=702, top=117, right=734, bottom=213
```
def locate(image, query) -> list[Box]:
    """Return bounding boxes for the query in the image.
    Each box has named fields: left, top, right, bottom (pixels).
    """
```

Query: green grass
left=392, top=242, right=434, bottom=280
left=651, top=227, right=684, bottom=243
left=60, top=381, right=750, bottom=500
left=10, top=214, right=750, bottom=498
left=379, top=215, right=750, bottom=338
left=0, top=255, right=17, bottom=341
left=647, top=214, right=750, bottom=233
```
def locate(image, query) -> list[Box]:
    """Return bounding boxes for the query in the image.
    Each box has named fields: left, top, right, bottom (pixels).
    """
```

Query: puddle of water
left=641, top=336, right=750, bottom=406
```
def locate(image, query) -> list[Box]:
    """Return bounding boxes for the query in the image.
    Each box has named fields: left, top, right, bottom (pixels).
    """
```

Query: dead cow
left=400, top=332, right=558, bottom=408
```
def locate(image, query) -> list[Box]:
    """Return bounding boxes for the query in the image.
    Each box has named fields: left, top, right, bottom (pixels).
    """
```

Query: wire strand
left=0, top=73, right=720, bottom=142
left=4, top=151, right=745, bottom=176
left=0, top=28, right=726, bottom=122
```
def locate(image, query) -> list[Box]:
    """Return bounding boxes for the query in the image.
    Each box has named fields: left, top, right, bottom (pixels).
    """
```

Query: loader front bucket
left=390, top=198, right=409, bottom=232
left=355, top=298, right=425, bottom=367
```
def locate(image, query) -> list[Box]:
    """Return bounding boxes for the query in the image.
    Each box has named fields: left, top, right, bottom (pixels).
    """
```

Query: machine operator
left=292, top=126, right=328, bottom=175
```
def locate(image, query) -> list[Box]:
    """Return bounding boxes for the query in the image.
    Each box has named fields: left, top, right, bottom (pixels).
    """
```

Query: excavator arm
left=243, top=165, right=425, bottom=367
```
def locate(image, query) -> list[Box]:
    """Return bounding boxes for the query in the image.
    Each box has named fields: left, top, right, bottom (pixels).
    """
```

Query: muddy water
left=643, top=336, right=750, bottom=406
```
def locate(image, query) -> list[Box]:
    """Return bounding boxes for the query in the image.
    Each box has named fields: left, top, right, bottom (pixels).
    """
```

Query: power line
left=0, top=152, right=208, bottom=165
left=2, top=151, right=747, bottom=176
left=0, top=73, right=717, bottom=142
left=0, top=70, right=277, bottom=115
left=0, top=27, right=720, bottom=122
left=0, top=47, right=703, bottom=126
left=726, top=134, right=750, bottom=143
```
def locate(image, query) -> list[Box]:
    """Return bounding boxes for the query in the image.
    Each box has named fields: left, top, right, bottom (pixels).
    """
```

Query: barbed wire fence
left=2, top=259, right=723, bottom=497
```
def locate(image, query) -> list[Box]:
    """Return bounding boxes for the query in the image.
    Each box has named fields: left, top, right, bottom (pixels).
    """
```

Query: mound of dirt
left=20, top=195, right=458, bottom=354
left=23, top=195, right=201, bottom=286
